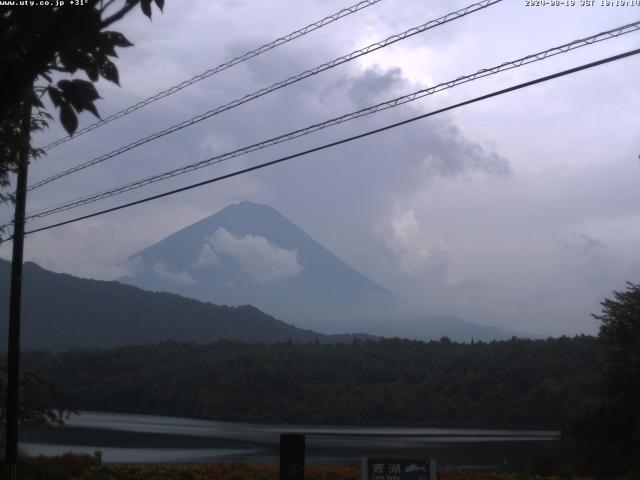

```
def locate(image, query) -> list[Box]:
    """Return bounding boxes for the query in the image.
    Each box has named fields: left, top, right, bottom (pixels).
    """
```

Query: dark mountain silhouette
left=120, top=201, right=395, bottom=330
left=0, top=259, right=371, bottom=351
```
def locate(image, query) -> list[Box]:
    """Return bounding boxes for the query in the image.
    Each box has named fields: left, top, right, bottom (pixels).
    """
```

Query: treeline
left=20, top=336, right=600, bottom=429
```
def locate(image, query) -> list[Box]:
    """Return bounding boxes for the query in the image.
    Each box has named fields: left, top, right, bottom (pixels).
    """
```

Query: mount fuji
left=120, top=201, right=395, bottom=331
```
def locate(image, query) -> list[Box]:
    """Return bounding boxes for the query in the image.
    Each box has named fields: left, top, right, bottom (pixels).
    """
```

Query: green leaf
left=58, top=79, right=100, bottom=104
left=47, top=87, right=63, bottom=107
left=141, top=0, right=152, bottom=18
left=84, top=102, right=100, bottom=119
left=57, top=80, right=101, bottom=118
left=86, top=63, right=99, bottom=82
left=102, top=31, right=133, bottom=48
left=58, top=49, right=80, bottom=74
left=98, top=35, right=118, bottom=57
left=59, top=102, right=78, bottom=135
left=99, top=59, right=119, bottom=85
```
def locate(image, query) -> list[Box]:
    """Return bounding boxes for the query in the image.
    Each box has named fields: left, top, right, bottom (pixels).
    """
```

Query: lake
left=20, top=411, right=558, bottom=470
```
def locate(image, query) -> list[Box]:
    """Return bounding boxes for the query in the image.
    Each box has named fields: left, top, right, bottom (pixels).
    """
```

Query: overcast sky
left=2, top=0, right=639, bottom=336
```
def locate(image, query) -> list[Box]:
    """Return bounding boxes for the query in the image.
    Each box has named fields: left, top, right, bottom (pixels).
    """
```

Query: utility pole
left=5, top=98, right=31, bottom=480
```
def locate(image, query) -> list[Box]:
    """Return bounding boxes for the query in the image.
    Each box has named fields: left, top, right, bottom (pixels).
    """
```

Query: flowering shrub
left=76, top=464, right=603, bottom=480
left=11, top=456, right=628, bottom=480
left=76, top=463, right=361, bottom=480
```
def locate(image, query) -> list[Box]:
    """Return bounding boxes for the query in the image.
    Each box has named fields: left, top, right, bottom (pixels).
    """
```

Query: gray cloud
left=553, top=231, right=624, bottom=293
left=348, top=66, right=404, bottom=107
left=1, top=0, right=637, bottom=338
left=560, top=232, right=606, bottom=257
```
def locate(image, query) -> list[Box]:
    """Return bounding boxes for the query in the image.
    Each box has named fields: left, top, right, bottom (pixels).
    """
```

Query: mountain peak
left=221, top=200, right=278, bottom=215
left=121, top=202, right=394, bottom=330
left=235, top=200, right=270, bottom=208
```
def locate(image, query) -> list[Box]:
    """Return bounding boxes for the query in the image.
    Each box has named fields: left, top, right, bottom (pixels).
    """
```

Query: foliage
left=596, top=282, right=640, bottom=413
left=0, top=368, right=75, bottom=448
left=0, top=456, right=620, bottom=480
left=2, top=453, right=97, bottom=480
left=0, top=90, right=49, bottom=203
left=0, top=0, right=163, bottom=207
left=21, top=336, right=600, bottom=429
left=75, top=463, right=360, bottom=480
left=559, top=283, right=640, bottom=477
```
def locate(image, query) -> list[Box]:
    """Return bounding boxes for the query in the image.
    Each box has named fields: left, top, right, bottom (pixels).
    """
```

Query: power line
left=22, top=20, right=640, bottom=221
left=6, top=47, right=637, bottom=243
left=39, top=0, right=385, bottom=152
left=26, top=0, right=503, bottom=192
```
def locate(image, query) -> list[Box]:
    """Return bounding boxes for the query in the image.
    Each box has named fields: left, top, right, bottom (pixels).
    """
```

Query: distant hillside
left=0, top=259, right=370, bottom=351
left=120, top=201, right=395, bottom=330
left=359, top=315, right=534, bottom=342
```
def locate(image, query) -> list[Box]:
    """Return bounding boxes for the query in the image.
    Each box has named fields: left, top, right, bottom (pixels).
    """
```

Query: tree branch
left=101, top=1, right=138, bottom=28
left=45, top=65, right=73, bottom=73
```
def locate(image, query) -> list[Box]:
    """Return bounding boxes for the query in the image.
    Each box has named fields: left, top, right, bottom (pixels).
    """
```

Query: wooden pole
left=5, top=98, right=31, bottom=480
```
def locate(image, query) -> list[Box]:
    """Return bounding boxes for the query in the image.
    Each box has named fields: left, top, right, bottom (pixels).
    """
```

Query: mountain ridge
left=0, top=259, right=373, bottom=351
left=0, top=258, right=533, bottom=348
left=356, top=314, right=535, bottom=342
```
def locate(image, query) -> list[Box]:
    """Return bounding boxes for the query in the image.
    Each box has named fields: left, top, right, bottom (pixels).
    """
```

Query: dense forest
left=20, top=336, right=600, bottom=429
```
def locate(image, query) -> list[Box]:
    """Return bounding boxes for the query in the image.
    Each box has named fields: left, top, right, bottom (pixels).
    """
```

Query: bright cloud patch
left=385, top=209, right=449, bottom=279
left=206, top=228, right=302, bottom=283
left=152, top=262, right=196, bottom=285
left=193, top=242, right=220, bottom=267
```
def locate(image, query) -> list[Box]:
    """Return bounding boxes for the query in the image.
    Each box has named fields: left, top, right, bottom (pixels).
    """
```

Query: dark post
left=280, top=433, right=305, bottom=480
left=5, top=99, right=31, bottom=480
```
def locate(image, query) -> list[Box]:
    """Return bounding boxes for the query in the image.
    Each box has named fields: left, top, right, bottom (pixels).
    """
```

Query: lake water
left=20, top=411, right=558, bottom=470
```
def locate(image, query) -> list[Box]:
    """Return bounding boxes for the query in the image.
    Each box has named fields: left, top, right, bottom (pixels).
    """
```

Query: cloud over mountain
left=121, top=201, right=394, bottom=331
left=152, top=262, right=196, bottom=285
left=194, top=228, right=302, bottom=283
